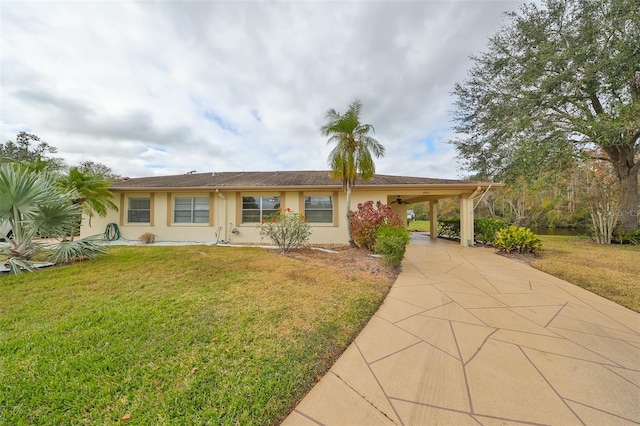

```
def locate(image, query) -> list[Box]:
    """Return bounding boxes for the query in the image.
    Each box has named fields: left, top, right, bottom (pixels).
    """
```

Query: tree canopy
left=0, top=131, right=65, bottom=171
left=450, top=0, right=639, bottom=230
left=75, top=160, right=120, bottom=182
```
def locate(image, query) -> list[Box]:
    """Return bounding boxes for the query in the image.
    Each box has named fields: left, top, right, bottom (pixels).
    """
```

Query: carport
left=385, top=182, right=504, bottom=246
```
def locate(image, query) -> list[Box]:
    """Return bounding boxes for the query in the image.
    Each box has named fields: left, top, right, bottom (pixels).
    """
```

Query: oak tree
left=451, top=0, right=639, bottom=230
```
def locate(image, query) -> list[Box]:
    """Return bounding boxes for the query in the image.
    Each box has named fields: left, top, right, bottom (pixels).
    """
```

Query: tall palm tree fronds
left=58, top=167, right=118, bottom=221
left=321, top=98, right=385, bottom=244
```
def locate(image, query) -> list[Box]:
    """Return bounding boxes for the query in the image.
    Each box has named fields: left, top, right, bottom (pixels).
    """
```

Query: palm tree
left=321, top=98, right=385, bottom=245
left=57, top=167, right=118, bottom=238
left=0, top=163, right=105, bottom=274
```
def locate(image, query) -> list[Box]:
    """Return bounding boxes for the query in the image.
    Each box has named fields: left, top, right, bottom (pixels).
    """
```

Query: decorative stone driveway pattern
left=283, top=234, right=640, bottom=425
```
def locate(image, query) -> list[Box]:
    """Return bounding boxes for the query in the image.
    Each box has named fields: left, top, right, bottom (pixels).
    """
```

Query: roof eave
left=110, top=182, right=505, bottom=191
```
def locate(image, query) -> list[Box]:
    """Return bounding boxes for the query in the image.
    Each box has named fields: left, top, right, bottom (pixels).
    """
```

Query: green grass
left=407, top=220, right=430, bottom=232
left=0, top=246, right=392, bottom=425
left=533, top=236, right=640, bottom=313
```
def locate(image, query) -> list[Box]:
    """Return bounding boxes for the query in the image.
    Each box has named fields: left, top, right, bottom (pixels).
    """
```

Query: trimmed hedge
left=437, top=218, right=506, bottom=244
left=373, top=226, right=411, bottom=267
left=437, top=218, right=460, bottom=238
left=475, top=218, right=507, bottom=243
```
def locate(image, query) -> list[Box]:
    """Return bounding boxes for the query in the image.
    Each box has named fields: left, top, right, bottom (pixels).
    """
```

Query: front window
left=128, top=197, right=150, bottom=223
left=242, top=196, right=280, bottom=223
left=174, top=197, right=209, bottom=223
left=305, top=196, right=333, bottom=223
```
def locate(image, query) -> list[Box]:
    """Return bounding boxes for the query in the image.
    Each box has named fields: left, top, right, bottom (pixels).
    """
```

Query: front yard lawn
left=533, top=236, right=640, bottom=313
left=0, top=245, right=392, bottom=425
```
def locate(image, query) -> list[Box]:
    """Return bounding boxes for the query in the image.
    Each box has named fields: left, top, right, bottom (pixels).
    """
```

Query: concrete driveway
left=283, top=234, right=640, bottom=425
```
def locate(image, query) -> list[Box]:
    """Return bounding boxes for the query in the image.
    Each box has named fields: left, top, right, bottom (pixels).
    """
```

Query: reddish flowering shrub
left=348, top=201, right=404, bottom=250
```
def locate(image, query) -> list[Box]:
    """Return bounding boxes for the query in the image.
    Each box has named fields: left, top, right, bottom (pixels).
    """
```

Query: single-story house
left=80, top=171, right=503, bottom=246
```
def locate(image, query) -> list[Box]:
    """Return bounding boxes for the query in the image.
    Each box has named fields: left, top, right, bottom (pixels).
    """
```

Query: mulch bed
left=279, top=245, right=398, bottom=281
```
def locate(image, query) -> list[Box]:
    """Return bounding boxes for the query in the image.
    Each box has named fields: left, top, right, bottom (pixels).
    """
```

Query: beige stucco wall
left=80, top=189, right=400, bottom=245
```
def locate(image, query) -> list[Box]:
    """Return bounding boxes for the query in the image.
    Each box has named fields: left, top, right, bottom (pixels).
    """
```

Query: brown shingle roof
left=111, top=170, right=480, bottom=189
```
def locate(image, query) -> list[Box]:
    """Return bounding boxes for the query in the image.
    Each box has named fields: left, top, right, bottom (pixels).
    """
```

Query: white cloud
left=1, top=0, right=523, bottom=179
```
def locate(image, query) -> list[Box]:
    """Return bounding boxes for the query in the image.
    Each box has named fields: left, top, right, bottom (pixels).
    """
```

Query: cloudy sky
left=1, top=0, right=523, bottom=179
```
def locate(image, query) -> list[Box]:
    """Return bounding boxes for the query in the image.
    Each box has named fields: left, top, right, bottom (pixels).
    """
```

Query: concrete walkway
left=283, top=234, right=640, bottom=425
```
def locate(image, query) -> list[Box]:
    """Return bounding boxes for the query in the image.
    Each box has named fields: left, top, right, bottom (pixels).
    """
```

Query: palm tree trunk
left=346, top=184, right=356, bottom=247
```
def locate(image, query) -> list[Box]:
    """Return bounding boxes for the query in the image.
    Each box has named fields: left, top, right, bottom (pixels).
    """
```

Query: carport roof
left=112, top=170, right=501, bottom=190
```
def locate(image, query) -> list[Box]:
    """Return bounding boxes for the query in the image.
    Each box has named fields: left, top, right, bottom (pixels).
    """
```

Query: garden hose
left=104, top=223, right=121, bottom=241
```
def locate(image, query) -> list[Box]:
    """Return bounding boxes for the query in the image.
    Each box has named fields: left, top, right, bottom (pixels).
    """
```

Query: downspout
left=216, top=189, right=227, bottom=243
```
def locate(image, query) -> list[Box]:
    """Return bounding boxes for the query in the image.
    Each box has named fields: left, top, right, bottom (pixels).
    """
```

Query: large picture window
left=128, top=197, right=150, bottom=223
left=242, top=196, right=280, bottom=223
left=174, top=197, right=209, bottom=223
left=304, top=195, right=333, bottom=223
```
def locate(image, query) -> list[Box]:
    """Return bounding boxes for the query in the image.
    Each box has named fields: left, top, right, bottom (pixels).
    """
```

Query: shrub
left=49, top=235, right=106, bottom=264
left=475, top=218, right=507, bottom=243
left=139, top=232, right=156, bottom=244
left=494, top=226, right=542, bottom=254
left=348, top=201, right=404, bottom=250
left=258, top=208, right=311, bottom=252
left=616, top=230, right=640, bottom=245
left=437, top=218, right=460, bottom=238
left=373, top=226, right=410, bottom=267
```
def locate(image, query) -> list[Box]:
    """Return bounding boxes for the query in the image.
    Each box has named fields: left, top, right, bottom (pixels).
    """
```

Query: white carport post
left=459, top=195, right=474, bottom=246
left=459, top=187, right=482, bottom=247
left=429, top=200, right=438, bottom=240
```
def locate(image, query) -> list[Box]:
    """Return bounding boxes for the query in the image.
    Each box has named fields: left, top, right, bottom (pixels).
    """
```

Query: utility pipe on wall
left=216, top=189, right=228, bottom=242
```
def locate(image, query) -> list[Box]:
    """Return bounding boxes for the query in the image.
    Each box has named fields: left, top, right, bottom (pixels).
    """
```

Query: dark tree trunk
left=606, top=143, right=639, bottom=231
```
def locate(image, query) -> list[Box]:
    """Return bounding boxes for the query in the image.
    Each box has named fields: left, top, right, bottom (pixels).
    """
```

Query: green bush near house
left=494, top=225, right=542, bottom=254
left=348, top=201, right=404, bottom=250
left=437, top=218, right=507, bottom=244
left=258, top=208, right=311, bottom=252
left=373, top=226, right=411, bottom=267
left=437, top=218, right=461, bottom=238
left=474, top=218, right=507, bottom=244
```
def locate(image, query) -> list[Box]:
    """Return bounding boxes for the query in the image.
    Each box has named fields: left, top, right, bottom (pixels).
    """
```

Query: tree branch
left=589, top=93, right=605, bottom=115
left=590, top=155, right=612, bottom=163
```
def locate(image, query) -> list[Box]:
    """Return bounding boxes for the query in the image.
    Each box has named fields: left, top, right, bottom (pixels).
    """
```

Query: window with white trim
left=242, top=196, right=280, bottom=223
left=174, top=196, right=209, bottom=223
left=304, top=195, right=333, bottom=223
left=128, top=197, right=150, bottom=223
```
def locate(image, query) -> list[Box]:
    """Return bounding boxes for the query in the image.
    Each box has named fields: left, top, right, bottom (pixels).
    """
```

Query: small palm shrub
left=373, top=225, right=410, bottom=267
left=494, top=226, right=542, bottom=254
left=258, top=208, right=311, bottom=252
left=0, top=163, right=106, bottom=274
left=348, top=201, right=404, bottom=250
left=48, top=235, right=106, bottom=264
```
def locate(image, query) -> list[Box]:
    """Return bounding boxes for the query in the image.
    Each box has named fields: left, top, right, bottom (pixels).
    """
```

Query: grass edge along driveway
left=0, top=245, right=393, bottom=425
left=533, top=235, right=640, bottom=313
